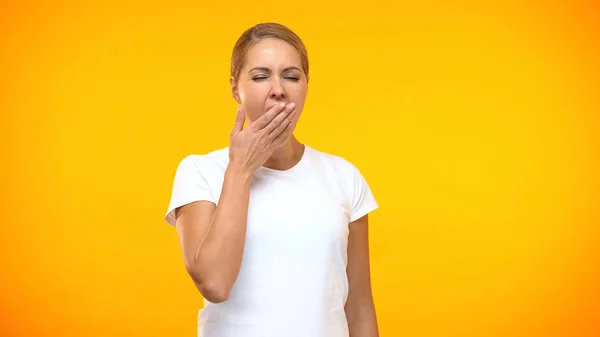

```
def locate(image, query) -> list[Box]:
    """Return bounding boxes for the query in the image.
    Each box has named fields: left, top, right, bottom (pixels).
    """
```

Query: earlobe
left=232, top=91, right=241, bottom=104
left=230, top=76, right=241, bottom=104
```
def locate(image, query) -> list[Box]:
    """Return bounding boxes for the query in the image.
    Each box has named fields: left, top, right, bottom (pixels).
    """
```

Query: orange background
left=2, top=1, right=599, bottom=336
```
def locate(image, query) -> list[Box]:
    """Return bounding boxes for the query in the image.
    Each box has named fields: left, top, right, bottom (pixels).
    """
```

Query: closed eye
left=252, top=76, right=300, bottom=82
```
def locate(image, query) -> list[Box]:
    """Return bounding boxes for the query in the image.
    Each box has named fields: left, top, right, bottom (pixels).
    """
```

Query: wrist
left=225, top=162, right=254, bottom=183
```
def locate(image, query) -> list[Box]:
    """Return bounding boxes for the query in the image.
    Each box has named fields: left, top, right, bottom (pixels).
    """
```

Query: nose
left=269, top=79, right=286, bottom=100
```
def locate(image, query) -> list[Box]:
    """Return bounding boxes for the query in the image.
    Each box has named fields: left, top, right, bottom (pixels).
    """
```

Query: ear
left=230, top=76, right=241, bottom=104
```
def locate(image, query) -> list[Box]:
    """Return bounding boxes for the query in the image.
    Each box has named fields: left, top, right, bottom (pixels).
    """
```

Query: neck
left=263, top=136, right=305, bottom=171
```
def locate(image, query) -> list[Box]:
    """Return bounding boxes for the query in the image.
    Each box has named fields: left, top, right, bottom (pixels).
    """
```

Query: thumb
left=232, top=106, right=245, bottom=134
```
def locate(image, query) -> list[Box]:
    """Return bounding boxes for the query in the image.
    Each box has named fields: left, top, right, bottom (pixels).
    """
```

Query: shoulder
left=173, top=146, right=230, bottom=177
left=308, top=145, right=362, bottom=177
left=177, top=146, right=229, bottom=166
left=307, top=145, right=378, bottom=218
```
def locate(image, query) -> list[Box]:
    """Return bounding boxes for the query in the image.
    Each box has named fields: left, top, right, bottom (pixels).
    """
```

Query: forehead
left=244, top=38, right=302, bottom=69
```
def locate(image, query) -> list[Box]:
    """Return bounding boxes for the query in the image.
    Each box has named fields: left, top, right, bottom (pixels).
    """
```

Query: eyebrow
left=248, top=66, right=301, bottom=73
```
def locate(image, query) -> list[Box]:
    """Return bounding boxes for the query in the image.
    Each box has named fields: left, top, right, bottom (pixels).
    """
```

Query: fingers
left=268, top=108, right=295, bottom=139
left=231, top=106, right=245, bottom=135
left=251, top=102, right=288, bottom=131
left=272, top=112, right=297, bottom=144
left=262, top=102, right=296, bottom=134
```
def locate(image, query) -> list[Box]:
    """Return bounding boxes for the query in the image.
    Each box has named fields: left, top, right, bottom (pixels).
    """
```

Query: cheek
left=238, top=86, right=260, bottom=113
left=289, top=88, right=307, bottom=107
left=293, top=107, right=303, bottom=124
left=240, top=96, right=265, bottom=122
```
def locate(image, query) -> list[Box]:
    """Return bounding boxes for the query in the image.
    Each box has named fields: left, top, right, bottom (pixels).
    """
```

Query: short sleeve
left=164, top=155, right=216, bottom=227
left=348, top=163, right=379, bottom=222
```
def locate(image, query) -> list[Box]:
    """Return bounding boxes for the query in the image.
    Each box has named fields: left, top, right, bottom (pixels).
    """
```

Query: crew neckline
left=257, top=144, right=311, bottom=177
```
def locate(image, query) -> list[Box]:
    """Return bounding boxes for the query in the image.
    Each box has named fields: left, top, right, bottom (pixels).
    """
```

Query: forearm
left=193, top=163, right=253, bottom=294
left=346, top=296, right=379, bottom=337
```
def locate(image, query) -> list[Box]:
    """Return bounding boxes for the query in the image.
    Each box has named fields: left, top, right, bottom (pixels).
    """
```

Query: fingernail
left=289, top=102, right=296, bottom=109
left=280, top=102, right=286, bottom=108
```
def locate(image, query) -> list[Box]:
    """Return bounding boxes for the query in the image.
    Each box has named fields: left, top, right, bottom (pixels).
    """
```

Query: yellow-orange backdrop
left=1, top=1, right=599, bottom=336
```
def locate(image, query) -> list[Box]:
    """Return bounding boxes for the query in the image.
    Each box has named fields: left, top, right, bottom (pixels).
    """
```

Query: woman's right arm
left=175, top=164, right=252, bottom=303
left=173, top=101, right=296, bottom=303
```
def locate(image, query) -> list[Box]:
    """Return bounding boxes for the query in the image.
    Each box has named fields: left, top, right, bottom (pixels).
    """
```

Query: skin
left=231, top=37, right=379, bottom=336
left=346, top=214, right=379, bottom=336
left=175, top=37, right=378, bottom=336
left=230, top=37, right=307, bottom=171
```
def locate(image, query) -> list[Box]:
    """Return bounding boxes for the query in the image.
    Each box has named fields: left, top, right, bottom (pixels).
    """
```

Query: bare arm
left=175, top=165, right=252, bottom=303
left=173, top=102, right=297, bottom=303
left=345, top=214, right=379, bottom=336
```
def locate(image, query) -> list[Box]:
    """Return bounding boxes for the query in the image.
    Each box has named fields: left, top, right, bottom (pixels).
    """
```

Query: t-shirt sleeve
left=348, top=162, right=379, bottom=223
left=164, top=155, right=215, bottom=227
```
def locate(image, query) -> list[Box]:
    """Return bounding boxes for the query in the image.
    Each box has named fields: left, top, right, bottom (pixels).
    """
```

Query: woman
left=165, top=22, right=380, bottom=337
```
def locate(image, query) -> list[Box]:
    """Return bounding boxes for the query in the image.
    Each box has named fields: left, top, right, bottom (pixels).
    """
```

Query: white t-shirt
left=164, top=144, right=378, bottom=337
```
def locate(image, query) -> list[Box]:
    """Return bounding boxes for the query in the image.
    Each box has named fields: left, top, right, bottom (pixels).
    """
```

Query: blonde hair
left=230, top=22, right=309, bottom=84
